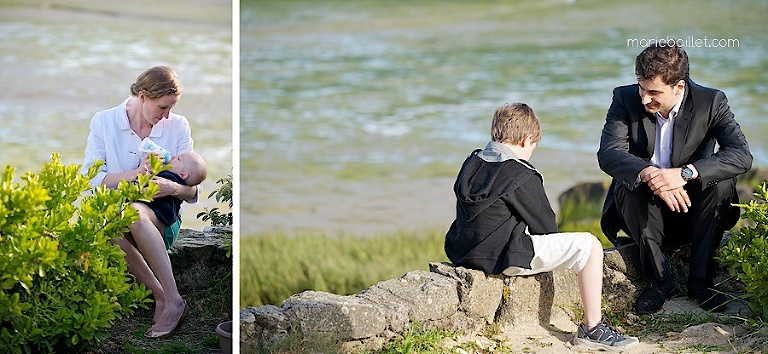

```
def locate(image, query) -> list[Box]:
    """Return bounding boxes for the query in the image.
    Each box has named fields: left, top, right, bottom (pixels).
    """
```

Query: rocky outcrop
left=736, top=167, right=768, bottom=201
left=240, top=245, right=646, bottom=353
left=556, top=180, right=610, bottom=226
left=169, top=226, right=232, bottom=292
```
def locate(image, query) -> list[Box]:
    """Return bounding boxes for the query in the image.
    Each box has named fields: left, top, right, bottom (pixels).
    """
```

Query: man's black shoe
left=687, top=277, right=727, bottom=312
left=695, top=289, right=727, bottom=312
left=633, top=277, right=676, bottom=314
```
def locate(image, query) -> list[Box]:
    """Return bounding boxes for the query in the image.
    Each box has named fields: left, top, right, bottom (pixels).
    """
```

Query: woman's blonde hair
left=491, top=103, right=542, bottom=145
left=130, top=66, right=183, bottom=99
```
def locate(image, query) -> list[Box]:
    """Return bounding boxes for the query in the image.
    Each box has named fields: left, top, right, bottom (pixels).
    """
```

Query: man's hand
left=641, top=166, right=687, bottom=194
left=639, top=166, right=691, bottom=212
left=656, top=187, right=692, bottom=213
left=638, top=166, right=659, bottom=184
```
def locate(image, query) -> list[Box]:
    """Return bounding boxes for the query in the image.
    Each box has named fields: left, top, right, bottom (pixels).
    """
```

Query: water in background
left=0, top=1, right=233, bottom=230
left=243, top=0, right=767, bottom=236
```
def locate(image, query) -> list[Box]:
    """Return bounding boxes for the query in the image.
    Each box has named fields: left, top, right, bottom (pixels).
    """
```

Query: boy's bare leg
left=578, top=237, right=604, bottom=329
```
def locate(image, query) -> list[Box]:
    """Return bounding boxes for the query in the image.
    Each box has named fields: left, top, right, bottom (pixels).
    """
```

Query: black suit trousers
left=613, top=178, right=739, bottom=281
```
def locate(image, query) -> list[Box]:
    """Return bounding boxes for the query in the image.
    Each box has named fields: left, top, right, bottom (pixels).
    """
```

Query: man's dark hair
left=635, top=40, right=689, bottom=85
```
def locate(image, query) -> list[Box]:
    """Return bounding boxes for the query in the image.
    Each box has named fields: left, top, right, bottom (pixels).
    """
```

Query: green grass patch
left=241, top=328, right=344, bottom=354
left=675, top=344, right=726, bottom=353
left=122, top=342, right=195, bottom=354
left=240, top=229, right=449, bottom=307
left=627, top=312, right=720, bottom=338
left=369, top=323, right=458, bottom=354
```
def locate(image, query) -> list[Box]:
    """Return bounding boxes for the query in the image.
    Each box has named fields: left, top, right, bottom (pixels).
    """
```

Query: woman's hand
left=139, top=153, right=164, bottom=175
left=151, top=176, right=180, bottom=198
left=136, top=163, right=151, bottom=177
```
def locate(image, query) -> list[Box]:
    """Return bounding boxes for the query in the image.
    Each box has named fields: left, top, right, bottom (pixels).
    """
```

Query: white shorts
left=502, top=232, right=595, bottom=276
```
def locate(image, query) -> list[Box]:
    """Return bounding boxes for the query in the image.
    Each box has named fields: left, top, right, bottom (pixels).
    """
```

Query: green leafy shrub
left=0, top=154, right=157, bottom=353
left=719, top=182, right=768, bottom=320
left=196, top=174, right=232, bottom=227
left=196, top=174, right=232, bottom=258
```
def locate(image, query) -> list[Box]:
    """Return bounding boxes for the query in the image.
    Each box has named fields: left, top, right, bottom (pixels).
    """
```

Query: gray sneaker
left=574, top=318, right=639, bottom=350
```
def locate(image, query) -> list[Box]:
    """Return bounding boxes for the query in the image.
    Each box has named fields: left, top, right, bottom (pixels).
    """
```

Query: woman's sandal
left=145, top=300, right=189, bottom=339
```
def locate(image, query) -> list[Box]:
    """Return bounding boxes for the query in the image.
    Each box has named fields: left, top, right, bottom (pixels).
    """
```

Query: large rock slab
left=602, top=243, right=643, bottom=312
left=240, top=305, right=289, bottom=347
left=494, top=268, right=581, bottom=331
left=169, top=226, right=232, bottom=292
left=429, top=262, right=503, bottom=324
left=357, top=270, right=459, bottom=331
left=282, top=291, right=387, bottom=341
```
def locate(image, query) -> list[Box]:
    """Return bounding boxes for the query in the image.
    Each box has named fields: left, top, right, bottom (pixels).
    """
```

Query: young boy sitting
left=444, top=103, right=638, bottom=350
left=138, top=151, right=207, bottom=251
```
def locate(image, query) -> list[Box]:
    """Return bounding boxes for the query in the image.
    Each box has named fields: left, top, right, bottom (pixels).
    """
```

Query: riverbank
left=244, top=147, right=604, bottom=237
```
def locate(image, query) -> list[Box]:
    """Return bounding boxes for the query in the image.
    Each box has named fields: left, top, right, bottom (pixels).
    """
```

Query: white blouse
left=81, top=98, right=198, bottom=202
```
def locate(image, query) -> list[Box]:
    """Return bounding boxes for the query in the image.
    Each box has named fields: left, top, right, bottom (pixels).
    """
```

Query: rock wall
left=169, top=226, right=232, bottom=292
left=240, top=244, right=644, bottom=353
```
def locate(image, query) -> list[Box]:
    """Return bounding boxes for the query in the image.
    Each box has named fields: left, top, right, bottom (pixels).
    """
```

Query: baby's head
left=167, top=151, right=207, bottom=186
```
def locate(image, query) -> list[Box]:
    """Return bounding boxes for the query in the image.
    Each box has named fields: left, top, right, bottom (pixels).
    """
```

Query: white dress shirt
left=650, top=93, right=685, bottom=168
left=81, top=97, right=198, bottom=202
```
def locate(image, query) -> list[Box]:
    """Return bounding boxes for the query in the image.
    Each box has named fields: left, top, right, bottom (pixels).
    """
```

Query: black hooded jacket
left=444, top=149, right=558, bottom=274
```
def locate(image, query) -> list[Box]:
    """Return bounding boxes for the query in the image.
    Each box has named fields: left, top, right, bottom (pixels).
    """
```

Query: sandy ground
left=444, top=297, right=766, bottom=354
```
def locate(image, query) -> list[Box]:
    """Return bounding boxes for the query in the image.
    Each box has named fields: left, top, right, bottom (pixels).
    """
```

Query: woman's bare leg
left=114, top=234, right=165, bottom=323
left=128, top=203, right=185, bottom=333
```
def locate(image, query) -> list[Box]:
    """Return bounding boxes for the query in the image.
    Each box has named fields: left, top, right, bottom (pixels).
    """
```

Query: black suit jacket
left=597, top=80, right=752, bottom=245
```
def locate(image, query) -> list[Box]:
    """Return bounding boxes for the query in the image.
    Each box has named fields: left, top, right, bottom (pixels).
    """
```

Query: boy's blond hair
left=491, top=103, right=542, bottom=145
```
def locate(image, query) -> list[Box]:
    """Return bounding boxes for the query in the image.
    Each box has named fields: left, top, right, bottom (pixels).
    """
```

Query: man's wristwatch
left=681, top=165, right=695, bottom=181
